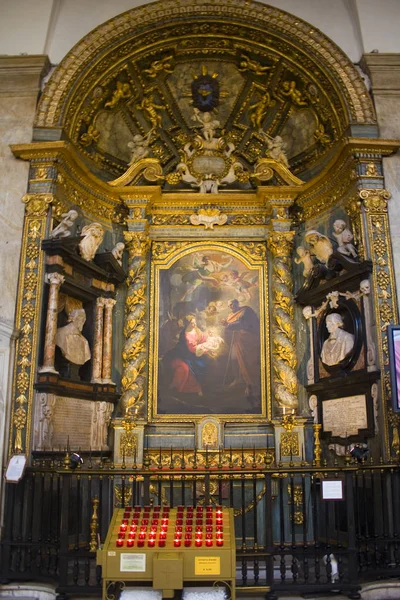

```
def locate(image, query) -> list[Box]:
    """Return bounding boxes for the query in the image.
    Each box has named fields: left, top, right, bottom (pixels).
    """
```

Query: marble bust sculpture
left=55, top=308, right=91, bottom=365
left=320, top=312, right=355, bottom=366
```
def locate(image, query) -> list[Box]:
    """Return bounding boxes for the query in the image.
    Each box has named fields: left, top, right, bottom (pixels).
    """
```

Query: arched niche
left=34, top=0, right=376, bottom=184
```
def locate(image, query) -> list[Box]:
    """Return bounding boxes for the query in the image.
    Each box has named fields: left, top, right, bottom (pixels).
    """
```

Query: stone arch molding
left=36, top=0, right=374, bottom=131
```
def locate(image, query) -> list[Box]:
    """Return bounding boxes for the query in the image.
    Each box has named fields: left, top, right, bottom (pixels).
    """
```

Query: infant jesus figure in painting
left=196, top=329, right=226, bottom=358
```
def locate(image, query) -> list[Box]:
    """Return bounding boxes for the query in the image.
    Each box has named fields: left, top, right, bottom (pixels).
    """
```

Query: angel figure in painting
left=49, top=209, right=78, bottom=238
left=180, top=253, right=233, bottom=301
left=332, top=220, right=358, bottom=258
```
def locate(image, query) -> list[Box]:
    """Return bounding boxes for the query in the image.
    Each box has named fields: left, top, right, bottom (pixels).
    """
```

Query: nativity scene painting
left=152, top=247, right=266, bottom=417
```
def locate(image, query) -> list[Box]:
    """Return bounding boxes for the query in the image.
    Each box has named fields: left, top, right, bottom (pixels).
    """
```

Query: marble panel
left=0, top=96, right=37, bottom=326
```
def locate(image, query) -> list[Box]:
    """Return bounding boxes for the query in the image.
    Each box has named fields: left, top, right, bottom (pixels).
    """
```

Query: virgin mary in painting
left=155, top=247, right=264, bottom=416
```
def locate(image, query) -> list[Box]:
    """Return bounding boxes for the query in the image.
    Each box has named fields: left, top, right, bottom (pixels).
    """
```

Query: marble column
left=102, top=298, right=116, bottom=384
left=91, top=297, right=105, bottom=383
left=39, top=272, right=65, bottom=373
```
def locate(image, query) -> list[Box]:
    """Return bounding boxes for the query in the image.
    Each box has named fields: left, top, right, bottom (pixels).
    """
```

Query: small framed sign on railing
left=321, top=479, right=344, bottom=500
left=4, top=454, right=27, bottom=483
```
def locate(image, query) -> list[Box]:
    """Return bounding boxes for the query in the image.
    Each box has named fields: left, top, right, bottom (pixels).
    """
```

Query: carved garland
left=360, top=189, right=398, bottom=457
left=267, top=231, right=298, bottom=411
left=121, top=231, right=151, bottom=418
left=9, top=194, right=52, bottom=454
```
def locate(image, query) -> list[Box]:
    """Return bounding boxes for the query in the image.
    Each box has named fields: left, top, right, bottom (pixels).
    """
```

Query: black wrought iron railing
left=1, top=457, right=400, bottom=599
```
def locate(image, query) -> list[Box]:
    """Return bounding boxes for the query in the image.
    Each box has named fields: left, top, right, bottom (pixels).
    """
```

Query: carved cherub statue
left=294, top=246, right=314, bottom=277
left=78, top=222, right=104, bottom=261
left=265, top=135, right=289, bottom=168
left=127, top=130, right=153, bottom=165
left=112, top=242, right=125, bottom=266
left=49, top=209, right=78, bottom=238
left=309, top=395, right=318, bottom=423
left=332, top=220, right=358, bottom=258
left=192, top=108, right=220, bottom=141
left=304, top=230, right=333, bottom=264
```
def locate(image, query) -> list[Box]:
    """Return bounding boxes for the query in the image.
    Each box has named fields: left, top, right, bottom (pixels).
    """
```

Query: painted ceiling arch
left=35, top=0, right=375, bottom=185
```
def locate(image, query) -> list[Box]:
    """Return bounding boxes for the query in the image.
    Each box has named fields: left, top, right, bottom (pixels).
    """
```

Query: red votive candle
left=127, top=539, right=134, bottom=547
left=116, top=539, right=124, bottom=547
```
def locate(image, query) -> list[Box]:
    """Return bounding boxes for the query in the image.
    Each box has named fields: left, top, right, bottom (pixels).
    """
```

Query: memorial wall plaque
left=322, top=394, right=367, bottom=437
left=52, top=396, right=94, bottom=449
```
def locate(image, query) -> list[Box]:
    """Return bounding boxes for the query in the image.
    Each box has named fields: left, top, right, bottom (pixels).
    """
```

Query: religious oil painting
left=150, top=244, right=267, bottom=419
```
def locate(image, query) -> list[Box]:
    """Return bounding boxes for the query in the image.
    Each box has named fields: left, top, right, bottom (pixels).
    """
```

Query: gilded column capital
left=359, top=189, right=391, bottom=213
left=123, top=230, right=151, bottom=259
left=47, top=272, right=65, bottom=287
left=267, top=231, right=296, bottom=258
left=23, top=194, right=53, bottom=216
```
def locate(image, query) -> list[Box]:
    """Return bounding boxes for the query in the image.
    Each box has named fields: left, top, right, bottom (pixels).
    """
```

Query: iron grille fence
left=1, top=458, right=400, bottom=599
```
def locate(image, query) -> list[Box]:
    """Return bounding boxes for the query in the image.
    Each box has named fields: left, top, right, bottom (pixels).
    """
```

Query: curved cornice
left=35, top=0, right=375, bottom=130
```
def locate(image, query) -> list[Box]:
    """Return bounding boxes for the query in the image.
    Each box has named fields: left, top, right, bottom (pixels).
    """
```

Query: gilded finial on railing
left=89, top=497, right=99, bottom=552
left=312, top=423, right=322, bottom=467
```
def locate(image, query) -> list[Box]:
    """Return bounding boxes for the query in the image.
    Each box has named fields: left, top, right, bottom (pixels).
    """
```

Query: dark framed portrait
left=388, top=325, right=400, bottom=411
left=149, top=243, right=268, bottom=420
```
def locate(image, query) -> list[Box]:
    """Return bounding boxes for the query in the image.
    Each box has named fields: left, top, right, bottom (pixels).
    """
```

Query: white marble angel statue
left=294, top=246, right=314, bottom=277
left=127, top=130, right=153, bottom=165
left=78, top=222, right=104, bottom=261
left=111, top=242, right=125, bottom=266
left=49, top=209, right=78, bottom=238
left=332, top=219, right=358, bottom=258
left=304, top=230, right=333, bottom=264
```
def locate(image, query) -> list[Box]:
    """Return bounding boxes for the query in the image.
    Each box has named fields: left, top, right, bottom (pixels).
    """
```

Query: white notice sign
left=5, top=454, right=27, bottom=483
left=322, top=480, right=344, bottom=500
left=120, top=553, right=146, bottom=572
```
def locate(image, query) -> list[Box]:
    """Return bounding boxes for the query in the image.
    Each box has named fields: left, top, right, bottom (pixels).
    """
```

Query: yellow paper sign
left=195, top=556, right=221, bottom=575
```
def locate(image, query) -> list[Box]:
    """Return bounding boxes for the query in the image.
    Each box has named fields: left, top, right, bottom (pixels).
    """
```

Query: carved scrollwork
left=151, top=241, right=185, bottom=260
left=23, top=194, right=53, bottom=217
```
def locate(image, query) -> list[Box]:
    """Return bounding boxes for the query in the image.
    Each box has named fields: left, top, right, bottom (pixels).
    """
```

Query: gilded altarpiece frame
left=149, top=242, right=269, bottom=422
